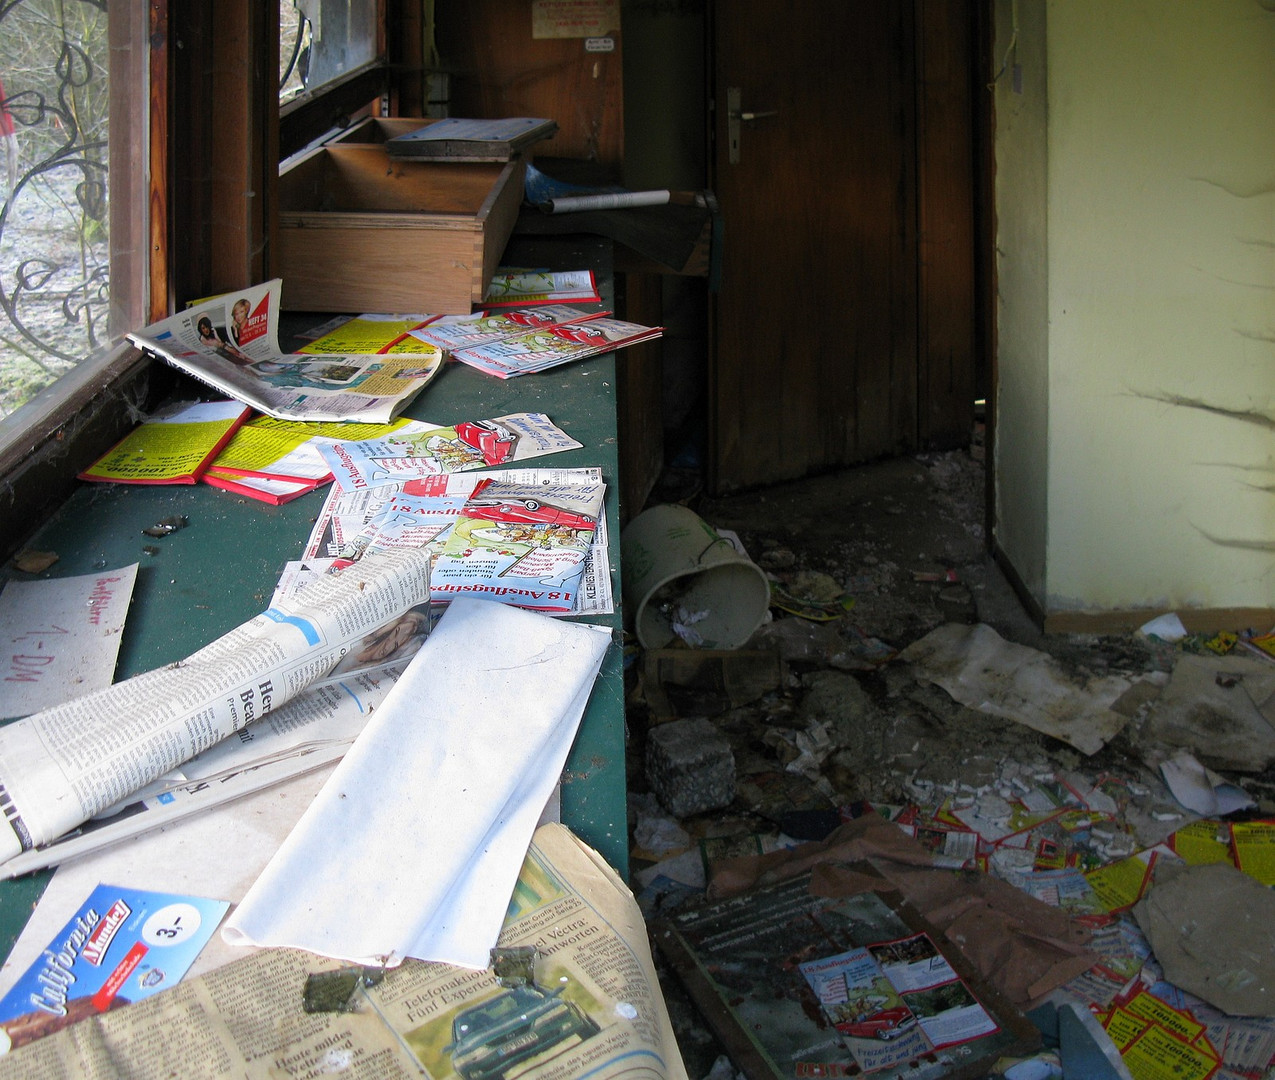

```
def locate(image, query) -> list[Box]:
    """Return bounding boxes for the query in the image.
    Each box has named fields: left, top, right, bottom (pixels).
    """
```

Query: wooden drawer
left=276, top=145, right=524, bottom=314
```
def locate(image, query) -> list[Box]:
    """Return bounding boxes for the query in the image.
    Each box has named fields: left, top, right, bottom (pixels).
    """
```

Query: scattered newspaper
left=0, top=824, right=690, bottom=1080
left=127, top=279, right=443, bottom=422
left=304, top=466, right=615, bottom=616
left=0, top=664, right=405, bottom=879
left=0, top=547, right=434, bottom=868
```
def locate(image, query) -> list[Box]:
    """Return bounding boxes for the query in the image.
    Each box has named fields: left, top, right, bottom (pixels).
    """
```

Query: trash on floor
left=623, top=449, right=1275, bottom=1080
left=899, top=622, right=1145, bottom=755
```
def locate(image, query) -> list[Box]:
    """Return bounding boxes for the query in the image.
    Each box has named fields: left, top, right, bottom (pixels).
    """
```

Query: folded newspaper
left=0, top=546, right=434, bottom=868
left=0, top=824, right=689, bottom=1080
left=127, top=279, right=444, bottom=422
left=0, top=559, right=431, bottom=878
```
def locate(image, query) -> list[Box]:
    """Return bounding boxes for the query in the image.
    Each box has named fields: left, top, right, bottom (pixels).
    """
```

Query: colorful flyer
left=1169, top=821, right=1233, bottom=866
left=77, top=400, right=250, bottom=485
left=0, top=884, right=229, bottom=1053
left=482, top=268, right=601, bottom=308
left=431, top=473, right=605, bottom=613
left=1231, top=820, right=1275, bottom=886
left=1085, top=849, right=1159, bottom=912
left=316, top=412, right=583, bottom=488
left=800, top=932, right=998, bottom=1074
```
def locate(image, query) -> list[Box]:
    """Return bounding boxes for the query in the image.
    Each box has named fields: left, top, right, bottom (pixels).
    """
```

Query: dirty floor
left=624, top=446, right=1275, bottom=1080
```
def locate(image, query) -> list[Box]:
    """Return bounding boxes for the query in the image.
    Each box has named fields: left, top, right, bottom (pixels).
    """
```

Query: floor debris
left=900, top=622, right=1139, bottom=755
left=627, top=448, right=1275, bottom=1080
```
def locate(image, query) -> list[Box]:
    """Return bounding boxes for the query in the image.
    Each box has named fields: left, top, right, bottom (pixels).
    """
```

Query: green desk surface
left=0, top=235, right=629, bottom=961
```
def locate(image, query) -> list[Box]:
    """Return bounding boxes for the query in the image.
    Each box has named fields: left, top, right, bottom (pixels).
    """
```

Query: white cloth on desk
left=221, top=596, right=611, bottom=969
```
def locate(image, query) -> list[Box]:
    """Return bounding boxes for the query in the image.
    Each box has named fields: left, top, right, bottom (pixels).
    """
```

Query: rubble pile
left=624, top=450, right=1275, bottom=1080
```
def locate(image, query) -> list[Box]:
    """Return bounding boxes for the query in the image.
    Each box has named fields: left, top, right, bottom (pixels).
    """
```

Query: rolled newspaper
left=0, top=546, right=432, bottom=865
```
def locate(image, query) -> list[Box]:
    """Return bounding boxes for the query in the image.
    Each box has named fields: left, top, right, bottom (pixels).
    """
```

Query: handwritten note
left=0, top=565, right=138, bottom=719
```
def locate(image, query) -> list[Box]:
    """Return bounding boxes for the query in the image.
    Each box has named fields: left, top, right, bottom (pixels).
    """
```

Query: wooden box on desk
left=276, top=144, right=524, bottom=314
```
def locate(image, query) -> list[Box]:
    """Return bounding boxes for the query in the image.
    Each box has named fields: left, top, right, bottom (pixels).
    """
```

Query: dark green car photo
left=448, top=986, right=600, bottom=1080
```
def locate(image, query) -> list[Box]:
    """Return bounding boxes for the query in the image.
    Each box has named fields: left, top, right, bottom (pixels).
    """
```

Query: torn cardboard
left=1143, top=653, right=1275, bottom=772
left=705, top=812, right=1097, bottom=1011
left=1133, top=860, right=1275, bottom=1017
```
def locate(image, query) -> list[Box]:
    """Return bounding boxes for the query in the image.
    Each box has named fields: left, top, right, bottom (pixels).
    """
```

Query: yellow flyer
left=1085, top=850, right=1157, bottom=912
left=1102, top=1006, right=1150, bottom=1050
left=300, top=315, right=447, bottom=355
left=1121, top=1022, right=1219, bottom=1080
left=1230, top=820, right=1275, bottom=886
left=1169, top=821, right=1233, bottom=866
left=1122, top=989, right=1205, bottom=1045
left=78, top=400, right=250, bottom=485
left=1245, top=633, right=1275, bottom=660
left=212, top=415, right=411, bottom=478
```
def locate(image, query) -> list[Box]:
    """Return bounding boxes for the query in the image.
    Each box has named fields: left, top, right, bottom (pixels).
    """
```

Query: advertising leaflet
left=0, top=546, right=434, bottom=868
left=655, top=871, right=1036, bottom=1080
left=799, top=933, right=999, bottom=1074
left=204, top=414, right=419, bottom=505
left=409, top=304, right=608, bottom=352
left=298, top=313, right=451, bottom=356
left=0, top=884, right=228, bottom=1054
left=451, top=316, right=663, bottom=379
left=126, top=279, right=442, bottom=422
left=0, top=825, right=689, bottom=1080
left=304, top=467, right=614, bottom=617
left=481, top=268, right=601, bottom=308
left=202, top=469, right=321, bottom=505
left=407, top=302, right=660, bottom=378
left=77, top=400, right=251, bottom=485
left=431, top=474, right=605, bottom=613
left=316, top=412, right=582, bottom=486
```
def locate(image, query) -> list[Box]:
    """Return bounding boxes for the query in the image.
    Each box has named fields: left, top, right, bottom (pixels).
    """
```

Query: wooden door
left=709, top=1, right=975, bottom=492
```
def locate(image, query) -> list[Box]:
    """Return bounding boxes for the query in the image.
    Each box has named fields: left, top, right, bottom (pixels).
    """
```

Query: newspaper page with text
left=0, top=825, right=688, bottom=1080
left=0, top=547, right=433, bottom=867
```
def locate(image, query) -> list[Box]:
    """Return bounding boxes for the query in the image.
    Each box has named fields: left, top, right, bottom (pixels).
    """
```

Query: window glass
left=0, top=0, right=111, bottom=420
left=280, top=0, right=379, bottom=105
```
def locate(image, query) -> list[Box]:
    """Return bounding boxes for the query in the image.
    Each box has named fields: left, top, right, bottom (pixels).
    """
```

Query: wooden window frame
left=0, top=0, right=396, bottom=565
left=0, top=1, right=161, bottom=562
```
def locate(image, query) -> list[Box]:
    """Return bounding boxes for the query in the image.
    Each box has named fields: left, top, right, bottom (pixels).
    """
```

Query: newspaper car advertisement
left=0, top=826, right=688, bottom=1080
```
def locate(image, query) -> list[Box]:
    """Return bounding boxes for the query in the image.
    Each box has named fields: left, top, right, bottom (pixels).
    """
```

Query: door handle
left=726, top=87, right=777, bottom=165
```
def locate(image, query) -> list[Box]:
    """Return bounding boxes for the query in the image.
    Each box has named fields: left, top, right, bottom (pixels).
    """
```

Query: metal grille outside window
left=0, top=0, right=109, bottom=419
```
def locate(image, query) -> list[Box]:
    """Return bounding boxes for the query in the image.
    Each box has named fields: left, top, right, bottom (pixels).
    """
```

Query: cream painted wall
left=992, top=0, right=1050, bottom=604
left=995, top=0, right=1275, bottom=617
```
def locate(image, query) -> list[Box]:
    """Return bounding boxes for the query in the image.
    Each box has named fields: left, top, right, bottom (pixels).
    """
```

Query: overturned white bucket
left=621, top=503, right=770, bottom=650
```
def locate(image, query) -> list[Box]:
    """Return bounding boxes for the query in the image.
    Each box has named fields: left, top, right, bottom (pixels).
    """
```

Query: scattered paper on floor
left=899, top=622, right=1137, bottom=755
left=0, top=825, right=689, bottom=1080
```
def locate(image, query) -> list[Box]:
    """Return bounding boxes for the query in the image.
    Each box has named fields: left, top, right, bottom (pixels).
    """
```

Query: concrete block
left=646, top=718, right=736, bottom=818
